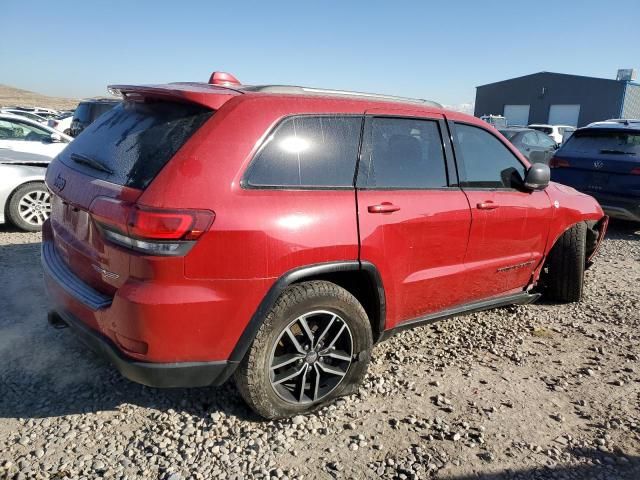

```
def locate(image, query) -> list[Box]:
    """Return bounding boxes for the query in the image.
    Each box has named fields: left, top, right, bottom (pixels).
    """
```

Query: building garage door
left=548, top=105, right=580, bottom=126
left=503, top=105, right=530, bottom=126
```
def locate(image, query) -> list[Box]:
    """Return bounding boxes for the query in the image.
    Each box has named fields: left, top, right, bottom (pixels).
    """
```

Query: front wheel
left=544, top=222, right=587, bottom=302
left=234, top=280, right=372, bottom=419
left=7, top=182, right=51, bottom=232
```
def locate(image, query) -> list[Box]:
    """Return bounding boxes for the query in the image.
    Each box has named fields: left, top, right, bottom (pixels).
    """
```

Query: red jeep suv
left=42, top=72, right=607, bottom=418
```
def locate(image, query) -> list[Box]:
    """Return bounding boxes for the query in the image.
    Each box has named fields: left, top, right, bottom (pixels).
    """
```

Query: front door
left=450, top=121, right=553, bottom=301
left=357, top=112, right=472, bottom=328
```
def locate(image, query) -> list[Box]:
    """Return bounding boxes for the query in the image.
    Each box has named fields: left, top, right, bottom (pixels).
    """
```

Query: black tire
left=7, top=182, right=51, bottom=232
left=545, top=222, right=587, bottom=302
left=234, top=280, right=373, bottom=419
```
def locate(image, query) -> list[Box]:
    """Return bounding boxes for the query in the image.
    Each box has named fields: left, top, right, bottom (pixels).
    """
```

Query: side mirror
left=49, top=132, right=62, bottom=143
left=524, top=162, right=550, bottom=191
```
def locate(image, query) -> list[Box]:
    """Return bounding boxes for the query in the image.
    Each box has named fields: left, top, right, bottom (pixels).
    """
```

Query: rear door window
left=454, top=123, right=526, bottom=188
left=357, top=117, right=448, bottom=188
left=244, top=116, right=363, bottom=188
left=59, top=100, right=213, bottom=189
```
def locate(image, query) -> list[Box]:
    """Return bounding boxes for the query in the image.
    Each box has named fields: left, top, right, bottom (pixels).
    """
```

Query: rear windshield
left=60, top=101, right=213, bottom=189
left=91, top=102, right=118, bottom=121
left=499, top=130, right=518, bottom=140
left=561, top=131, right=640, bottom=156
left=530, top=126, right=553, bottom=134
left=73, top=103, right=91, bottom=123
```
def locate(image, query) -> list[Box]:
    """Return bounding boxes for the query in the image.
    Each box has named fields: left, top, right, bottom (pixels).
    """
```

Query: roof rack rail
left=238, top=85, right=442, bottom=108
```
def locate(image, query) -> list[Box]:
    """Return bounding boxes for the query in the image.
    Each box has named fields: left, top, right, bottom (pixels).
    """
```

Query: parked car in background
left=48, top=112, right=74, bottom=135
left=70, top=98, right=119, bottom=137
left=499, top=127, right=557, bottom=164
left=550, top=120, right=640, bottom=222
left=529, top=124, right=576, bottom=145
left=480, top=114, right=507, bottom=129
left=0, top=150, right=51, bottom=231
left=0, top=113, right=72, bottom=158
left=43, top=72, right=607, bottom=419
left=1, top=108, right=49, bottom=124
left=4, top=106, right=60, bottom=120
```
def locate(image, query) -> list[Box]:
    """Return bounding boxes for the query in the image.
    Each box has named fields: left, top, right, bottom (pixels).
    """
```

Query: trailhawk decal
left=497, top=260, right=535, bottom=273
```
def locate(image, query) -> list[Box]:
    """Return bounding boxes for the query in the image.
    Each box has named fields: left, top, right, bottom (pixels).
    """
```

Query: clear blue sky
left=3, top=0, right=638, bottom=105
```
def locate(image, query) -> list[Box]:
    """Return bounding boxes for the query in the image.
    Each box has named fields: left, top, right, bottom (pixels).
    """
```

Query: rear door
left=357, top=110, right=472, bottom=327
left=450, top=121, right=552, bottom=301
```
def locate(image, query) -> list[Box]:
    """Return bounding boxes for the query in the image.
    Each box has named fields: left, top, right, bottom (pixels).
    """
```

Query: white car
left=0, top=151, right=50, bottom=231
left=0, top=113, right=72, bottom=158
left=528, top=124, right=576, bottom=145
left=47, top=113, right=74, bottom=135
left=0, top=108, right=49, bottom=124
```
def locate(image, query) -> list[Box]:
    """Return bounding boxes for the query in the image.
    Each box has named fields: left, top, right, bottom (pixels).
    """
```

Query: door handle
left=477, top=201, right=500, bottom=210
left=368, top=202, right=400, bottom=214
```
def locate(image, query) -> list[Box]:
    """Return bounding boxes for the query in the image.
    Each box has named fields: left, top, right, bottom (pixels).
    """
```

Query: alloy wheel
left=269, top=310, right=354, bottom=405
left=18, top=189, right=51, bottom=227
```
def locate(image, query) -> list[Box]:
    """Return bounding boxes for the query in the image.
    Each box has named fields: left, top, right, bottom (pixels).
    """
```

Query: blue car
left=550, top=119, right=640, bottom=222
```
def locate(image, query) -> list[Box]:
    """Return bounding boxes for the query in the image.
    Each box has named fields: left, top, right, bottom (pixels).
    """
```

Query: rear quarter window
left=244, top=116, right=363, bottom=188
left=59, top=100, right=213, bottom=189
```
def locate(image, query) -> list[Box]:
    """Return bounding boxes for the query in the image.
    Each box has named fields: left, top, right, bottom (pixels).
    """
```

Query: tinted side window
left=455, top=123, right=526, bottom=189
left=357, top=117, right=447, bottom=188
left=245, top=116, right=362, bottom=188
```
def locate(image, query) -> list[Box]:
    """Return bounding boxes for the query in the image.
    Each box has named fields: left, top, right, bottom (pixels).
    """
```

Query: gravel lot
left=0, top=221, right=638, bottom=480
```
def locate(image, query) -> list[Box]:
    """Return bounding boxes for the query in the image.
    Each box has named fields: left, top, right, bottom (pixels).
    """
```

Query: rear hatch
left=45, top=95, right=217, bottom=296
left=551, top=128, right=640, bottom=197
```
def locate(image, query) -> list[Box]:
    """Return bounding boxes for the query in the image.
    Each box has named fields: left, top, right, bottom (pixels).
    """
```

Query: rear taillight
left=631, top=167, right=640, bottom=175
left=549, top=157, right=570, bottom=168
left=128, top=206, right=213, bottom=240
left=89, top=197, right=214, bottom=256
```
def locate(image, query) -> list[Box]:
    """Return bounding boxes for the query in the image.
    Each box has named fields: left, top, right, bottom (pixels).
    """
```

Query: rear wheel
left=545, top=222, right=587, bottom=302
left=235, top=281, right=372, bottom=419
left=7, top=182, right=51, bottom=232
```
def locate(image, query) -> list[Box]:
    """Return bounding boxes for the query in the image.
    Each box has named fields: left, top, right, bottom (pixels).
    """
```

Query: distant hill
left=0, top=84, right=79, bottom=110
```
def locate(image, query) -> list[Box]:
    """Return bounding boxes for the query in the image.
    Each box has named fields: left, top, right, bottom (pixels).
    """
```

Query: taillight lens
left=549, top=157, right=570, bottom=168
left=128, top=206, right=213, bottom=240
left=89, top=197, right=214, bottom=256
left=631, top=167, right=640, bottom=175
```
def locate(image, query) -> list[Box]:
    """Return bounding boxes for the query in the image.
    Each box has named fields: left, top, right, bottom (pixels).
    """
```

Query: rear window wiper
left=599, top=149, right=634, bottom=155
left=70, top=153, right=114, bottom=174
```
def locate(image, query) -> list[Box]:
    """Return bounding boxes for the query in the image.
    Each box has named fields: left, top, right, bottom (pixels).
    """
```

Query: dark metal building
left=474, top=71, right=640, bottom=127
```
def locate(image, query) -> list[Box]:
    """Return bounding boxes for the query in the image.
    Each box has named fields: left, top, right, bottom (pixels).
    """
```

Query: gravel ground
left=0, top=221, right=638, bottom=480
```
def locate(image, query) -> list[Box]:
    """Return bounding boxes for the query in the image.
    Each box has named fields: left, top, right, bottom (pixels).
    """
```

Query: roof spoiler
left=107, top=83, right=240, bottom=110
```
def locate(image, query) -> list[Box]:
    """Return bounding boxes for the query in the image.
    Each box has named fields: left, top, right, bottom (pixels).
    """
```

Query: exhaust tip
left=48, top=311, right=68, bottom=330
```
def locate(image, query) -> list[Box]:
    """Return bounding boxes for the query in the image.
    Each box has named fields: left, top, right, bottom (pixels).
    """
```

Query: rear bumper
left=49, top=309, right=235, bottom=387
left=590, top=193, right=640, bottom=222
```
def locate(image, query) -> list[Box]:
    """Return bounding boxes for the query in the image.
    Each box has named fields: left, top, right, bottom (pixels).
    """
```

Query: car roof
left=581, top=119, right=640, bottom=131
left=500, top=127, right=533, bottom=132
left=107, top=81, right=495, bottom=128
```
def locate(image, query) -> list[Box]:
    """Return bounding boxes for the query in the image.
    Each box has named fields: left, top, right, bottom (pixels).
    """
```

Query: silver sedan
left=0, top=150, right=51, bottom=231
